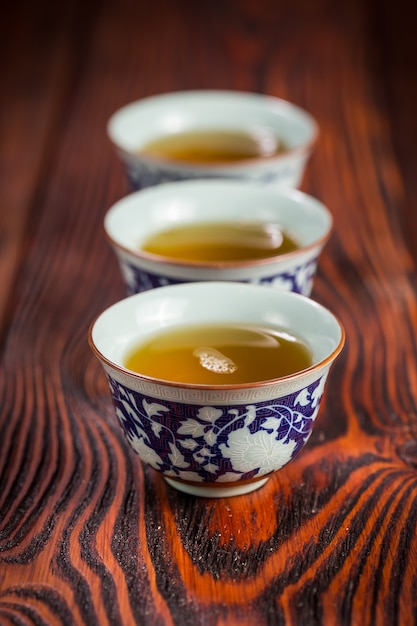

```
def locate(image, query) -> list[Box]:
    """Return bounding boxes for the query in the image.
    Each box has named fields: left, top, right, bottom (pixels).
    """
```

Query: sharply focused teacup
left=107, top=90, right=318, bottom=190
left=89, top=282, right=345, bottom=497
left=104, top=179, right=332, bottom=296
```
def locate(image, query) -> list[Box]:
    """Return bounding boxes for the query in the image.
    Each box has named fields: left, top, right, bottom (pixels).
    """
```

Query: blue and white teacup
left=89, top=282, right=344, bottom=497
left=107, top=90, right=318, bottom=190
left=104, top=179, right=332, bottom=297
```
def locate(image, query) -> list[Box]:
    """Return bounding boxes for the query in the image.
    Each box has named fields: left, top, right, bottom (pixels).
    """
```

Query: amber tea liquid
left=141, top=221, right=299, bottom=262
left=124, top=324, right=313, bottom=385
left=140, top=129, right=287, bottom=163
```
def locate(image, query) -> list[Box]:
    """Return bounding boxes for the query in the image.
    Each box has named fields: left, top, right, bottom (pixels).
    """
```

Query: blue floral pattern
left=121, top=257, right=318, bottom=296
left=123, top=159, right=298, bottom=191
left=107, top=375, right=325, bottom=484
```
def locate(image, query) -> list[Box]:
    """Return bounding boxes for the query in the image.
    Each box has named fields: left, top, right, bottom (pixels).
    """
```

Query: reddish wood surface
left=1, top=0, right=417, bottom=624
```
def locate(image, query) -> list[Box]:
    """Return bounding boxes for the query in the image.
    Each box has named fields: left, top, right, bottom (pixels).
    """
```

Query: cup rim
left=88, top=284, right=345, bottom=391
left=107, top=89, right=319, bottom=168
left=104, top=182, right=333, bottom=270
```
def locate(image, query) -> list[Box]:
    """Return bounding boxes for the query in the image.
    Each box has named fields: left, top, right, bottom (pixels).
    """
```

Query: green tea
left=141, top=221, right=299, bottom=262
left=124, top=323, right=313, bottom=385
left=140, top=129, right=287, bottom=163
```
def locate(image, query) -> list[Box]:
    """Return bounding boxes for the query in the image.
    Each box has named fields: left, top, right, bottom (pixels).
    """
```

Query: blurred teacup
left=89, top=282, right=344, bottom=498
left=107, top=90, right=318, bottom=190
left=104, top=179, right=332, bottom=296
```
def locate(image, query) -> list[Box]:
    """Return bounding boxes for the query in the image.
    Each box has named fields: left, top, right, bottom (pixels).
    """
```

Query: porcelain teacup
left=104, top=179, right=332, bottom=297
left=89, top=282, right=344, bottom=498
left=107, top=90, right=318, bottom=190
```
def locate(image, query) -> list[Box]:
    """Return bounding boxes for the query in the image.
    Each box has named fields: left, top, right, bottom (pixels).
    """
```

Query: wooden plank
left=0, top=0, right=104, bottom=334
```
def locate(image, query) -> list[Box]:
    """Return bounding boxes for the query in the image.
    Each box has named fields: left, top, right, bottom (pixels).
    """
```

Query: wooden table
left=1, top=0, right=417, bottom=624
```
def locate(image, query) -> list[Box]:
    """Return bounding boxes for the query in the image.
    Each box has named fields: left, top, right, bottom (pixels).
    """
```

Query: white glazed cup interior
left=90, top=282, right=344, bottom=389
left=104, top=179, right=332, bottom=270
left=107, top=90, right=318, bottom=166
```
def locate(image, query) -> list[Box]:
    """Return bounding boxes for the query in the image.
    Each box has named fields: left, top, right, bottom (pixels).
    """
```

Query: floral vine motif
left=107, top=375, right=326, bottom=484
left=250, top=257, right=318, bottom=296
left=124, top=160, right=297, bottom=192
left=122, top=257, right=317, bottom=296
left=122, top=262, right=175, bottom=295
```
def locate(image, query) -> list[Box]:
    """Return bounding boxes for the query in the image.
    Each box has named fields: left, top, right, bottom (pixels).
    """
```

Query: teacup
left=89, top=282, right=345, bottom=498
left=104, top=179, right=332, bottom=296
left=107, top=90, right=318, bottom=190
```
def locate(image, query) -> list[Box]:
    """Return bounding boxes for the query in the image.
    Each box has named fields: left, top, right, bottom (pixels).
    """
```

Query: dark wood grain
left=1, top=0, right=417, bottom=624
